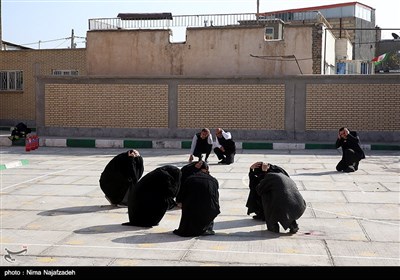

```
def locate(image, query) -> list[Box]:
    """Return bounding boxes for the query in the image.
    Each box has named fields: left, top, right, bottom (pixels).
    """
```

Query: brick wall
left=306, top=84, right=400, bottom=131
left=177, top=84, right=285, bottom=129
left=0, top=49, right=86, bottom=125
left=45, top=84, right=168, bottom=128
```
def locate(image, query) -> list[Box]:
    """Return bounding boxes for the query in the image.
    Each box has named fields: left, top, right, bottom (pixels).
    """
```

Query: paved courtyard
left=0, top=146, right=399, bottom=269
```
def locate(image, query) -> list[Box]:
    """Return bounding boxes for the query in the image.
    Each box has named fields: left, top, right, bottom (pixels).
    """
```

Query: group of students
left=99, top=150, right=220, bottom=237
left=98, top=126, right=366, bottom=237
left=188, top=127, right=236, bottom=165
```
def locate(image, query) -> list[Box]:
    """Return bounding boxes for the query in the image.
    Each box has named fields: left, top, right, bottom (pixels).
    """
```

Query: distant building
left=1, top=40, right=31, bottom=50
left=259, top=2, right=377, bottom=61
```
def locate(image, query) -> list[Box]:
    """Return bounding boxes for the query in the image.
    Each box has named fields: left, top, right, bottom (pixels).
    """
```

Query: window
left=52, top=70, right=79, bottom=76
left=0, top=71, right=23, bottom=91
left=265, top=27, right=274, bottom=40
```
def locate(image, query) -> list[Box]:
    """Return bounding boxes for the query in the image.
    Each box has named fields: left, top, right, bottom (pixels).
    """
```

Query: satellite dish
left=392, top=33, right=400, bottom=39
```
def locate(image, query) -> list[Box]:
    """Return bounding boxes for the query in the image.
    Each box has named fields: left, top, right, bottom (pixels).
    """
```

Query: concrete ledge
left=1, top=136, right=399, bottom=151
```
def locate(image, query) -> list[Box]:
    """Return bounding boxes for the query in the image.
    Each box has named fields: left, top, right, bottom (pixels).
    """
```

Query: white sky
left=2, top=0, right=399, bottom=49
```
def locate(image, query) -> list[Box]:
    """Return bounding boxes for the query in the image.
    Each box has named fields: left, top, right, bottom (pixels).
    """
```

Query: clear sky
left=2, top=0, right=399, bottom=49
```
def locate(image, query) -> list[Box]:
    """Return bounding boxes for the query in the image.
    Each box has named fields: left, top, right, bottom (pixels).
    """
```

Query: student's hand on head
left=250, top=162, right=262, bottom=169
left=195, top=161, right=203, bottom=169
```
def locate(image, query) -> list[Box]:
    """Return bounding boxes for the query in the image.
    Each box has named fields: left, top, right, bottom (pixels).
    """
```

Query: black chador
left=173, top=171, right=220, bottom=237
left=246, top=164, right=288, bottom=220
left=124, top=165, right=181, bottom=227
left=99, top=151, right=144, bottom=205
left=176, top=161, right=204, bottom=204
left=256, top=172, right=306, bottom=233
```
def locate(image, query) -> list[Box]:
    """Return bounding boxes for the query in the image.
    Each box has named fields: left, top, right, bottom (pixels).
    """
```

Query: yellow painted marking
left=37, top=257, right=57, bottom=263
left=66, top=240, right=85, bottom=245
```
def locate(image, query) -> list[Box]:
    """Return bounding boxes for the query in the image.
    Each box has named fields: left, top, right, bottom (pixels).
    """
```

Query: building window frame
left=0, top=70, right=23, bottom=91
left=264, top=27, right=275, bottom=40
left=52, top=70, right=79, bottom=76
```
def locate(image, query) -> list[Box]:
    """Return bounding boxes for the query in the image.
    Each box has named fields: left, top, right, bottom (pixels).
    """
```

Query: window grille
left=0, top=71, right=23, bottom=91
left=52, top=70, right=79, bottom=76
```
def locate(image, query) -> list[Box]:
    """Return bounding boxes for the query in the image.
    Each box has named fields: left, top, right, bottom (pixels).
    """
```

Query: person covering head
left=99, top=149, right=144, bottom=206
left=256, top=172, right=306, bottom=234
left=335, top=127, right=365, bottom=172
left=246, top=161, right=289, bottom=221
left=176, top=160, right=207, bottom=204
left=173, top=168, right=220, bottom=237
left=123, top=165, right=181, bottom=227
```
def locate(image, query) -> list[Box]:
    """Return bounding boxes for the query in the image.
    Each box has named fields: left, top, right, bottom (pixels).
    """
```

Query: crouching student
left=246, top=161, right=289, bottom=221
left=123, top=165, right=181, bottom=227
left=175, top=160, right=205, bottom=207
left=99, top=149, right=143, bottom=207
left=173, top=162, right=220, bottom=237
left=256, top=172, right=306, bottom=234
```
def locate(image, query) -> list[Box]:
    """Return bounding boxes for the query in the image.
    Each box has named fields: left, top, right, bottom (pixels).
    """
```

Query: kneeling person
left=99, top=149, right=143, bottom=206
left=173, top=162, right=220, bottom=237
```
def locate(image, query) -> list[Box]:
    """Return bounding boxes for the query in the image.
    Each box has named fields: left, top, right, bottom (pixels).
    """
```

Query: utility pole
left=256, top=0, right=260, bottom=22
left=71, top=29, right=75, bottom=48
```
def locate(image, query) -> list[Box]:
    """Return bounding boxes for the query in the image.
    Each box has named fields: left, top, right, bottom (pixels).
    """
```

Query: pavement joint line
left=0, top=159, right=29, bottom=170
left=2, top=158, right=104, bottom=191
left=3, top=242, right=399, bottom=261
left=308, top=206, right=399, bottom=226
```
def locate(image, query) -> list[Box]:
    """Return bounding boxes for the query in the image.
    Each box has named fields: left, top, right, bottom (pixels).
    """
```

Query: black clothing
left=335, top=130, right=365, bottom=172
left=9, top=122, right=32, bottom=140
left=256, top=172, right=306, bottom=233
left=99, top=151, right=144, bottom=205
left=214, top=133, right=236, bottom=164
left=246, top=164, right=289, bottom=220
left=192, top=133, right=212, bottom=161
left=176, top=162, right=203, bottom=203
left=125, top=165, right=181, bottom=227
left=173, top=172, right=220, bottom=237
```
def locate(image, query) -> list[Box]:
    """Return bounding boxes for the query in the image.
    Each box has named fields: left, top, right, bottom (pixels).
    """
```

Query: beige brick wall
left=0, top=49, right=86, bottom=121
left=306, top=84, right=400, bottom=131
left=178, top=84, right=285, bottom=129
left=45, top=84, right=168, bottom=128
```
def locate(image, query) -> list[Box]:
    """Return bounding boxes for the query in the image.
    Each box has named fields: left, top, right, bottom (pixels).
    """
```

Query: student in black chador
left=256, top=172, right=306, bottom=234
left=99, top=149, right=144, bottom=207
left=246, top=161, right=289, bottom=221
left=173, top=162, right=220, bottom=237
left=124, top=165, right=181, bottom=227
left=176, top=160, right=205, bottom=207
left=335, top=127, right=365, bottom=172
left=188, top=128, right=213, bottom=163
left=213, top=128, right=236, bottom=165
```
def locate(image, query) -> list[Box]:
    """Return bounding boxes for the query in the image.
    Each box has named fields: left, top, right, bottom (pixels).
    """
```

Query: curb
left=37, top=138, right=399, bottom=151
left=0, top=159, right=29, bottom=170
left=1, top=136, right=399, bottom=151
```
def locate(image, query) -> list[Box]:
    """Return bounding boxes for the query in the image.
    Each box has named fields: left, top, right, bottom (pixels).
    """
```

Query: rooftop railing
left=88, top=11, right=329, bottom=30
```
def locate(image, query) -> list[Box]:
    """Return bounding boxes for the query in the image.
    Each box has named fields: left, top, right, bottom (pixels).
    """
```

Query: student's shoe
left=105, top=196, right=117, bottom=206
left=267, top=223, right=280, bottom=233
left=202, top=229, right=215, bottom=236
left=289, top=221, right=299, bottom=234
left=343, top=166, right=355, bottom=173
left=354, top=162, right=359, bottom=171
left=218, top=159, right=227, bottom=164
left=252, top=215, right=265, bottom=221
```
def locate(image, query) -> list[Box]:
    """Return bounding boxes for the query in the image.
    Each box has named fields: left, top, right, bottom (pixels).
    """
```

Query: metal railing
left=88, top=13, right=258, bottom=30
left=88, top=11, right=333, bottom=30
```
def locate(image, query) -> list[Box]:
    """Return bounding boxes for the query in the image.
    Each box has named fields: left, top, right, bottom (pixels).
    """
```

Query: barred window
left=0, top=71, right=23, bottom=91
left=52, top=70, right=79, bottom=76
